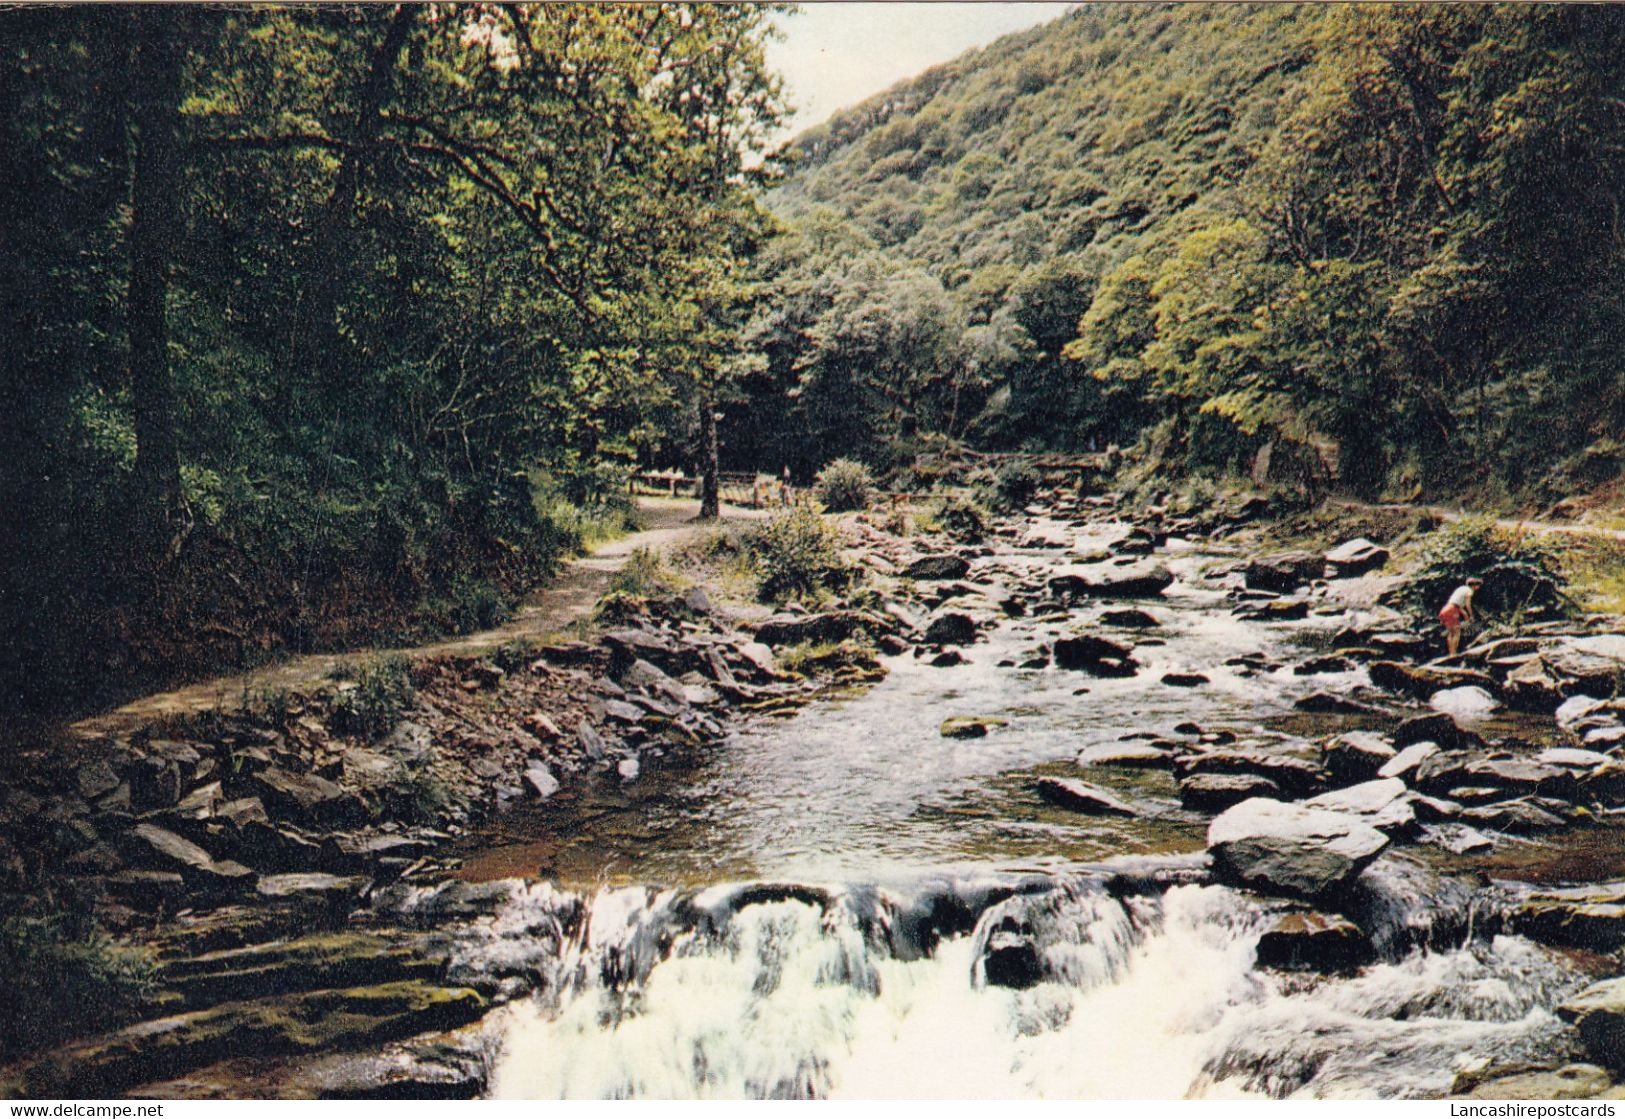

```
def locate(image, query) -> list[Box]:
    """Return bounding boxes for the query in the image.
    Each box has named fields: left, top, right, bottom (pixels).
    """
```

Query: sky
left=765, top=2, right=1074, bottom=137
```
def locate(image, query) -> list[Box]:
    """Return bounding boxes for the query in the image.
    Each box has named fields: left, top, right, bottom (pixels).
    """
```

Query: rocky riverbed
left=5, top=486, right=1625, bottom=1099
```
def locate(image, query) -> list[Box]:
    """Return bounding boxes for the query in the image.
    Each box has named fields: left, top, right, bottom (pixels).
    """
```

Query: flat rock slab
left=6, top=982, right=488, bottom=1098
left=1254, top=910, right=1372, bottom=972
left=1560, top=978, right=1625, bottom=1070
left=1078, top=743, right=1174, bottom=770
left=941, top=716, right=1009, bottom=740
left=1207, top=798, right=1390, bottom=900
left=1036, top=777, right=1138, bottom=817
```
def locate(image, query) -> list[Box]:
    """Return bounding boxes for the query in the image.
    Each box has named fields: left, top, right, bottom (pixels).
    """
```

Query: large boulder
left=1324, top=538, right=1390, bottom=577
left=1049, top=561, right=1173, bottom=601
left=1515, top=883, right=1625, bottom=951
left=1207, top=798, right=1390, bottom=900
left=1546, top=636, right=1625, bottom=696
left=1560, top=979, right=1625, bottom=1070
left=1244, top=552, right=1325, bottom=593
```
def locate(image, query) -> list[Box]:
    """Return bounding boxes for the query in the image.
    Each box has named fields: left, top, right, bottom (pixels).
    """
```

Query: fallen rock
left=1036, top=777, right=1138, bottom=817
left=1207, top=798, right=1390, bottom=900
left=251, top=768, right=364, bottom=828
left=522, top=765, right=559, bottom=800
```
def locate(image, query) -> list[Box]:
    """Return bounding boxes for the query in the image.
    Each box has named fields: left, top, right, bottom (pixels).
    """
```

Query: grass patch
left=330, top=653, right=415, bottom=739
left=0, top=913, right=156, bottom=1062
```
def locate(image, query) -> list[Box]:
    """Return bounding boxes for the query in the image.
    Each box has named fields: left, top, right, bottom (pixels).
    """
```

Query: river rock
left=941, top=716, right=1008, bottom=740
left=1254, top=910, right=1373, bottom=972
left=1515, top=883, right=1625, bottom=951
left=251, top=768, right=363, bottom=828
left=1304, top=778, right=1416, bottom=835
left=1430, top=685, right=1502, bottom=719
left=1393, top=712, right=1485, bottom=752
left=1052, top=635, right=1137, bottom=679
left=1560, top=979, right=1625, bottom=1070
left=753, top=612, right=872, bottom=648
left=1174, top=749, right=1325, bottom=797
left=1049, top=561, right=1173, bottom=601
left=1161, top=672, right=1209, bottom=688
left=522, top=765, right=559, bottom=799
left=1324, top=538, right=1390, bottom=577
left=1293, top=692, right=1385, bottom=716
left=1207, top=798, right=1390, bottom=900
left=1378, top=742, right=1440, bottom=781
left=1503, top=657, right=1568, bottom=712
left=1078, top=743, right=1174, bottom=769
left=1036, top=777, right=1138, bottom=817
left=1368, top=661, right=1499, bottom=700
left=979, top=926, right=1043, bottom=990
left=1178, top=772, right=1282, bottom=812
left=923, top=612, right=978, bottom=646
left=8, top=982, right=488, bottom=1098
left=1320, top=732, right=1397, bottom=784
left=1244, top=552, right=1325, bottom=593
left=1459, top=799, right=1568, bottom=833
left=1452, top=1064, right=1614, bottom=1101
left=1539, top=748, right=1612, bottom=770
left=158, top=932, right=449, bottom=1009
left=1547, top=636, right=1625, bottom=696
left=1098, top=608, right=1161, bottom=629
left=905, top=554, right=971, bottom=581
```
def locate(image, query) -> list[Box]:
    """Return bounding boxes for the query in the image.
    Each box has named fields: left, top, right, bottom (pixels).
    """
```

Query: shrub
left=606, top=547, right=684, bottom=598
left=990, top=460, right=1041, bottom=510
left=1403, top=515, right=1568, bottom=622
left=934, top=494, right=990, bottom=543
left=443, top=575, right=510, bottom=634
left=382, top=757, right=466, bottom=826
left=331, top=653, right=415, bottom=738
left=745, top=507, right=852, bottom=603
left=0, top=914, right=155, bottom=1062
left=813, top=459, right=877, bottom=513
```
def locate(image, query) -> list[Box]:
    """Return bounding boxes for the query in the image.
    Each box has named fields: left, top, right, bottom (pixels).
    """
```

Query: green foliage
left=988, top=461, right=1041, bottom=510
left=813, top=458, right=877, bottom=512
left=241, top=684, right=296, bottom=728
left=748, top=4, right=1625, bottom=499
left=1403, top=516, right=1568, bottom=622
left=933, top=494, right=991, bottom=543
left=490, top=639, right=539, bottom=675
left=744, top=507, right=852, bottom=603
left=0, top=914, right=155, bottom=1062
left=381, top=757, right=466, bottom=828
left=606, top=547, right=685, bottom=599
left=776, top=638, right=880, bottom=677
left=331, top=653, right=415, bottom=739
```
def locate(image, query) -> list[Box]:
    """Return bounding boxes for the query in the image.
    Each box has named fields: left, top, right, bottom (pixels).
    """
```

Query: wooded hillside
left=738, top=4, right=1625, bottom=500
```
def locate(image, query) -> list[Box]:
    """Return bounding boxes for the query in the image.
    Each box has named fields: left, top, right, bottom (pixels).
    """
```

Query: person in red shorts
left=1439, top=577, right=1483, bottom=657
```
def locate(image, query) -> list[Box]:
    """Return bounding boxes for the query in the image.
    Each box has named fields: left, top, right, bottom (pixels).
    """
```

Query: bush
left=1403, top=515, right=1568, bottom=622
left=331, top=653, right=415, bottom=738
left=990, top=460, right=1041, bottom=510
left=0, top=914, right=155, bottom=1062
left=745, top=507, right=852, bottom=603
left=813, top=459, right=877, bottom=513
left=934, top=494, right=990, bottom=543
left=606, top=547, right=684, bottom=598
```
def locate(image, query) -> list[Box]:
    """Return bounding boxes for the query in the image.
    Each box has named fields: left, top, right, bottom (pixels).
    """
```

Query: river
left=407, top=517, right=1606, bottom=1098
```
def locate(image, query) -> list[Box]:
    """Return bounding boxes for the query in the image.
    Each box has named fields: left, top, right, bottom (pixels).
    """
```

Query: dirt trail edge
left=70, top=496, right=764, bottom=740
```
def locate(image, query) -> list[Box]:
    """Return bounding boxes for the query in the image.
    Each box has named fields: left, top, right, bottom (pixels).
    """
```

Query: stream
left=408, top=519, right=1610, bottom=1098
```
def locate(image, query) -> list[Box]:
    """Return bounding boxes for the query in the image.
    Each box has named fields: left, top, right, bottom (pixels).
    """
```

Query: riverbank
left=6, top=478, right=1625, bottom=1098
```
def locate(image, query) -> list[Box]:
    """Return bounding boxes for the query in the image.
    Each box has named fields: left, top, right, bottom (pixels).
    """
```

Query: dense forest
left=737, top=4, right=1625, bottom=500
left=1, top=5, right=785, bottom=717
left=6, top=3, right=1625, bottom=718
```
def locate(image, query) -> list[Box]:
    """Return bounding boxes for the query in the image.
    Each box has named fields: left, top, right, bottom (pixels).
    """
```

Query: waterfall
left=464, top=871, right=1589, bottom=1099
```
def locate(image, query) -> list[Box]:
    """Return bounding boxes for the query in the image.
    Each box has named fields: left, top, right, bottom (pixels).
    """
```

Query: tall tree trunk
left=126, top=8, right=184, bottom=555
left=699, top=396, right=721, bottom=519
left=289, top=5, right=414, bottom=388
